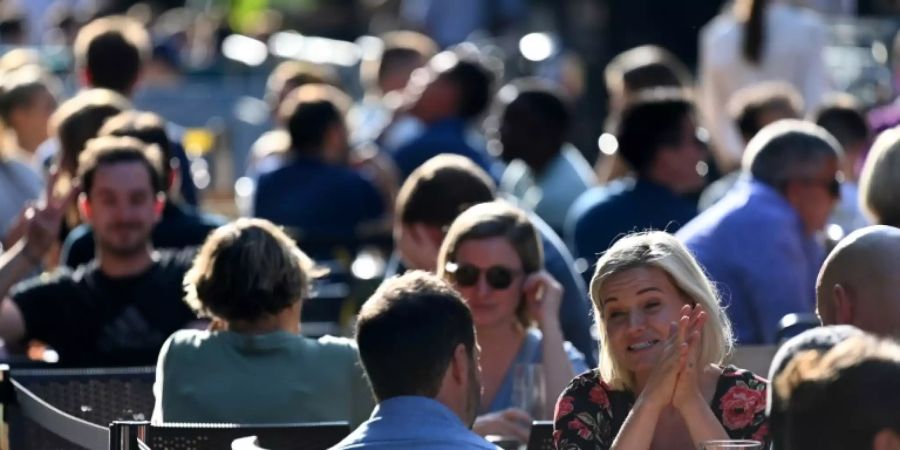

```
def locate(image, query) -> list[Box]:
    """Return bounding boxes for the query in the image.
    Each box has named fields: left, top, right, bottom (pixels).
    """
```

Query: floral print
left=553, top=366, right=769, bottom=450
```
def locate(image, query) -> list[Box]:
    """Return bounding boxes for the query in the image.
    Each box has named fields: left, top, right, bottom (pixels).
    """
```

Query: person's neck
left=97, top=246, right=156, bottom=278
left=17, top=133, right=44, bottom=155
left=476, top=321, right=526, bottom=354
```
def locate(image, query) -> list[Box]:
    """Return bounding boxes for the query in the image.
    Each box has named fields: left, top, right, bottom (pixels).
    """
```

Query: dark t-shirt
left=10, top=250, right=197, bottom=367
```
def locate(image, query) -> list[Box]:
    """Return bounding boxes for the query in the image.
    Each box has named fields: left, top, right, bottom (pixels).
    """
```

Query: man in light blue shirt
left=330, top=271, right=498, bottom=450
left=677, top=120, right=843, bottom=344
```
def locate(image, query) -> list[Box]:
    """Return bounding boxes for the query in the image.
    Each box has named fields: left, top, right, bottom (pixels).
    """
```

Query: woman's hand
left=522, top=270, right=563, bottom=329
left=672, top=305, right=709, bottom=413
left=636, top=307, right=691, bottom=412
left=473, top=408, right=533, bottom=443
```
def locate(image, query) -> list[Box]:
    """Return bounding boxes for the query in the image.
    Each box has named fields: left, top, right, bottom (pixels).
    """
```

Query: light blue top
left=676, top=178, right=825, bottom=344
left=330, top=396, right=499, bottom=450
left=485, top=328, right=589, bottom=413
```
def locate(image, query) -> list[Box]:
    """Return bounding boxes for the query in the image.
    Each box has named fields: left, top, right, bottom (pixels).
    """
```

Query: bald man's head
left=816, top=225, right=900, bottom=337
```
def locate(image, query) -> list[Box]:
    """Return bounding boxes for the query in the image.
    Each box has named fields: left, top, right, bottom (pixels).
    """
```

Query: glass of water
left=699, top=440, right=763, bottom=450
left=511, top=363, right=545, bottom=419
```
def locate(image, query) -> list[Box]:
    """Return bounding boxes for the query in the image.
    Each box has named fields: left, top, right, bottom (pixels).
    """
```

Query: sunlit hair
left=858, top=126, right=900, bottom=227
left=437, top=201, right=543, bottom=328
left=589, top=231, right=733, bottom=391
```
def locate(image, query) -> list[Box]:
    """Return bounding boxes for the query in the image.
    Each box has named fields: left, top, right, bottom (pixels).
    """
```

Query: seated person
left=494, top=78, right=597, bottom=233
left=0, top=136, right=197, bottom=366
left=61, top=111, right=224, bottom=268
left=391, top=155, right=596, bottom=366
left=332, top=271, right=496, bottom=449
left=437, top=201, right=587, bottom=443
left=152, top=218, right=374, bottom=425
left=772, top=334, right=900, bottom=450
left=253, top=84, right=386, bottom=259
left=387, top=48, right=501, bottom=181
left=555, top=231, right=769, bottom=449
left=566, top=89, right=704, bottom=282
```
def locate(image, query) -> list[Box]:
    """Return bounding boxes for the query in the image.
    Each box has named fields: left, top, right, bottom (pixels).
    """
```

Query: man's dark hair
left=278, top=83, right=350, bottom=156
left=438, top=52, right=496, bottom=120
left=76, top=135, right=164, bottom=196
left=0, top=4, right=25, bottom=45
left=99, top=110, right=173, bottom=183
left=51, top=88, right=130, bottom=176
left=495, top=79, right=572, bottom=171
left=73, top=16, right=150, bottom=94
left=729, top=81, right=802, bottom=143
left=604, top=45, right=692, bottom=96
left=0, top=66, right=60, bottom=124
left=812, top=94, right=869, bottom=154
left=396, top=154, right=495, bottom=228
left=616, top=89, right=695, bottom=175
left=264, top=60, right=337, bottom=115
left=356, top=270, right=476, bottom=401
left=743, top=120, right=843, bottom=190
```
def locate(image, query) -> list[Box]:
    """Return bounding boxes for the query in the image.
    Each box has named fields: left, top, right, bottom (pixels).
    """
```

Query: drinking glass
left=699, top=440, right=764, bottom=450
left=511, top=363, right=545, bottom=419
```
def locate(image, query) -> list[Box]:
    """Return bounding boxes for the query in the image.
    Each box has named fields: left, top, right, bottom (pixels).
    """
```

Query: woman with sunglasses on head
left=437, top=201, right=588, bottom=443
left=554, top=231, right=769, bottom=450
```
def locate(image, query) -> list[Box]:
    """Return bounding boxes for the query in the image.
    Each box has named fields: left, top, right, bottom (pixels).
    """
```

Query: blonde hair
left=589, top=232, right=733, bottom=391
left=859, top=127, right=900, bottom=227
left=436, top=201, right=543, bottom=328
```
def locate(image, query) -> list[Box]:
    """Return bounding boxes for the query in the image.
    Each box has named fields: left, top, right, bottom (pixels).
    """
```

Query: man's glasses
left=444, top=262, right=522, bottom=290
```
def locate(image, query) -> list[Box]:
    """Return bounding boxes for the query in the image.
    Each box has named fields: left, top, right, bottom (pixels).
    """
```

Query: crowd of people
left=0, top=0, right=900, bottom=449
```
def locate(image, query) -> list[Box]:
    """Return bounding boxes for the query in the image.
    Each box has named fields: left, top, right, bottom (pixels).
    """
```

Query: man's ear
left=450, top=343, right=468, bottom=386
left=153, top=193, right=166, bottom=219
left=77, top=193, right=91, bottom=222
left=79, top=68, right=92, bottom=88
left=833, top=283, right=855, bottom=325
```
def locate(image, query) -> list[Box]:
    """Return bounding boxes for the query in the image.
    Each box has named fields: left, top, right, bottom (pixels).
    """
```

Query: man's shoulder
left=11, top=266, right=81, bottom=296
left=153, top=248, right=198, bottom=273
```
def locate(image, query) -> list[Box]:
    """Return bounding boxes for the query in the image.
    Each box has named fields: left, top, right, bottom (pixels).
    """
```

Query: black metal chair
left=1, top=365, right=155, bottom=450
left=110, top=421, right=350, bottom=450
left=527, top=420, right=554, bottom=450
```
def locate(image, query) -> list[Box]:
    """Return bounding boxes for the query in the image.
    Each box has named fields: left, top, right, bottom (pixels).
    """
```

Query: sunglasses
left=445, top=262, right=522, bottom=290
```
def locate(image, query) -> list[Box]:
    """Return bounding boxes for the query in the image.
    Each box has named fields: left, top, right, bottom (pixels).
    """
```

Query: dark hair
left=76, top=135, right=164, bottom=196
left=99, top=110, right=173, bottom=183
left=278, top=83, right=350, bottom=156
left=438, top=54, right=496, bottom=120
left=740, top=0, right=768, bottom=65
left=0, top=66, right=60, bottom=124
left=495, top=79, right=572, bottom=171
left=773, top=335, right=900, bottom=450
left=368, top=31, right=437, bottom=91
left=264, top=61, right=337, bottom=115
left=812, top=95, right=869, bottom=154
left=74, top=16, right=150, bottom=94
left=184, top=218, right=321, bottom=323
left=396, top=154, right=496, bottom=228
left=356, top=271, right=476, bottom=401
left=744, top=120, right=843, bottom=189
left=616, top=89, right=695, bottom=175
left=0, top=4, right=25, bottom=44
left=729, top=82, right=802, bottom=143
left=51, top=88, right=130, bottom=176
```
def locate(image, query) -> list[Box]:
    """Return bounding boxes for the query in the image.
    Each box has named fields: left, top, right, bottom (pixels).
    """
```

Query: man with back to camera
left=330, top=270, right=498, bottom=449
left=0, top=136, right=196, bottom=366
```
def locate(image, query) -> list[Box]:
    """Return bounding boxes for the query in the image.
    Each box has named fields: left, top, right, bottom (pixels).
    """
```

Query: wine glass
left=699, top=439, right=764, bottom=450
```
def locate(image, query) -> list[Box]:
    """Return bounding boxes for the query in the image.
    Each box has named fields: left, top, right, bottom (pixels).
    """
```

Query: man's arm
left=0, top=240, right=40, bottom=346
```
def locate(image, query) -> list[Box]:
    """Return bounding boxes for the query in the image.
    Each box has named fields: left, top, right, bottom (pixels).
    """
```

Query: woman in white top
left=700, top=0, right=830, bottom=172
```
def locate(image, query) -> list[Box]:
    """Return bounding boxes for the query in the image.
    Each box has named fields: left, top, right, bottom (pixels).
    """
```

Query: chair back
left=527, top=420, right=554, bottom=450
left=111, top=421, right=350, bottom=450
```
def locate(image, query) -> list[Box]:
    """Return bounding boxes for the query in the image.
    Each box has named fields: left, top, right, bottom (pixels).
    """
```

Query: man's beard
left=97, top=225, right=152, bottom=258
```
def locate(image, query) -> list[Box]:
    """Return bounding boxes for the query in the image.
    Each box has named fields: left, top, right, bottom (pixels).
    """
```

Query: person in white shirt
left=699, top=0, right=830, bottom=173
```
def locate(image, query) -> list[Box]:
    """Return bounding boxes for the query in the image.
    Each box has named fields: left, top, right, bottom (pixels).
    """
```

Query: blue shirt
left=389, top=118, right=501, bottom=182
left=254, top=156, right=385, bottom=258
left=485, top=329, right=589, bottom=413
left=330, top=396, right=498, bottom=450
left=676, top=178, right=824, bottom=344
left=565, top=178, right=698, bottom=283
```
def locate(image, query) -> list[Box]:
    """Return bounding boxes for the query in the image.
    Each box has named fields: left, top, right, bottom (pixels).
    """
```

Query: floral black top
left=553, top=365, right=769, bottom=450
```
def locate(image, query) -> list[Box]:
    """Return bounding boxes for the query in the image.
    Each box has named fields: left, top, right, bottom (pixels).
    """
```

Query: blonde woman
left=554, top=232, right=769, bottom=449
left=437, top=201, right=587, bottom=443
left=858, top=127, right=900, bottom=228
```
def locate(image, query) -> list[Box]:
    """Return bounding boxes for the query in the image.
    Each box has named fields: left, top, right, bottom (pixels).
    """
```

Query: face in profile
left=448, top=236, right=525, bottom=329
left=792, top=157, right=840, bottom=234
left=655, top=117, right=707, bottom=193
left=83, top=161, right=162, bottom=257
left=599, top=265, right=693, bottom=376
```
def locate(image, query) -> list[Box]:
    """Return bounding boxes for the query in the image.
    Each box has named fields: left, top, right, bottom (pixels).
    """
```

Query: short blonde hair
left=437, top=201, right=543, bottom=328
left=859, top=127, right=900, bottom=227
left=589, top=232, right=734, bottom=391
